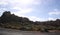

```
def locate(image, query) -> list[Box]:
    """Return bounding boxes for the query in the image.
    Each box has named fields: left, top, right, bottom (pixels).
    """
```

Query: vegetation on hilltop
left=0, top=11, right=60, bottom=32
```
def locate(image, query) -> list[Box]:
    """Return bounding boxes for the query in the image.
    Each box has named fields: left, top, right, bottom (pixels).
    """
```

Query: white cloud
left=48, top=17, right=56, bottom=21
left=0, top=8, right=8, bottom=12
left=9, top=0, right=34, bottom=5
left=12, top=7, right=32, bottom=15
left=0, top=0, right=41, bottom=17
left=49, top=12, right=60, bottom=15
left=49, top=9, right=60, bottom=15
left=39, top=0, right=54, bottom=5
left=0, top=1, right=8, bottom=5
left=27, top=16, right=48, bottom=21
left=28, top=16, right=41, bottom=21
left=5, top=0, right=41, bottom=14
left=20, top=8, right=32, bottom=14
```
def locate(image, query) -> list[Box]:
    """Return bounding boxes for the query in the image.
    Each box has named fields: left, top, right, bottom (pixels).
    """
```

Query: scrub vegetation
left=0, top=11, right=60, bottom=32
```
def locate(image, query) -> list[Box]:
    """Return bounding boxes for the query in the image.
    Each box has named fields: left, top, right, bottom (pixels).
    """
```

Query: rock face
left=0, top=11, right=30, bottom=23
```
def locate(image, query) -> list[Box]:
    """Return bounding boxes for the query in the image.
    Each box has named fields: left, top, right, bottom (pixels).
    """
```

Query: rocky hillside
left=0, top=11, right=60, bottom=32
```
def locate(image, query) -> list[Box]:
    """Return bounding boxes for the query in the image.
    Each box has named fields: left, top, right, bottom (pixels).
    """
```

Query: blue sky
left=0, top=0, right=60, bottom=21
